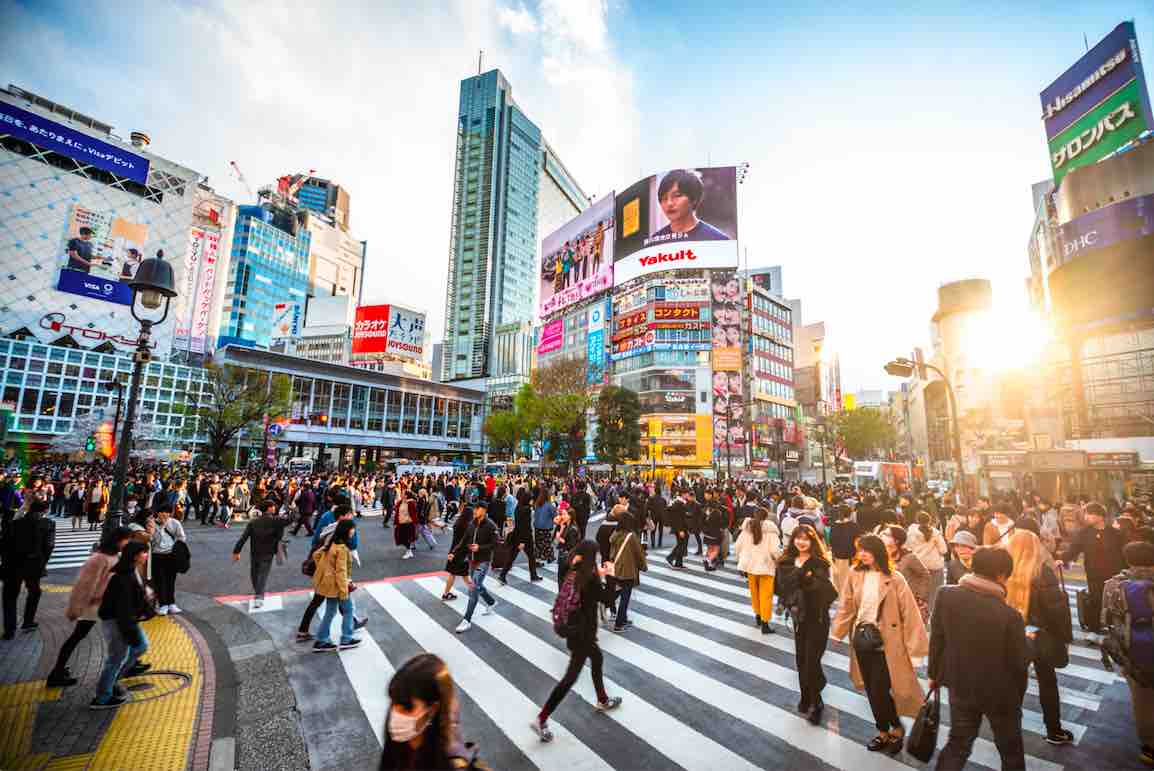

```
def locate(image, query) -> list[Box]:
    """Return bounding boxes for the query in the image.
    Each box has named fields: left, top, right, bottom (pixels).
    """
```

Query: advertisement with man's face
left=540, top=194, right=615, bottom=318
left=57, top=205, right=148, bottom=306
left=614, top=167, right=738, bottom=285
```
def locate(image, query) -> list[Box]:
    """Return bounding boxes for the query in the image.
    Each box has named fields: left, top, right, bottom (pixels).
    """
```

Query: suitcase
left=1076, top=588, right=1097, bottom=632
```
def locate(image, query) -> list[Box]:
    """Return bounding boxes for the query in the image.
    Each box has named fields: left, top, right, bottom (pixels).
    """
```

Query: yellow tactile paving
left=87, top=616, right=202, bottom=771
left=44, top=753, right=94, bottom=770
left=0, top=682, right=61, bottom=770
left=40, top=584, right=73, bottom=594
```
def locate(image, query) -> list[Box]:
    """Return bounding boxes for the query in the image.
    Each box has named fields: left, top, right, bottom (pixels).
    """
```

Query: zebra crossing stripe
left=512, top=568, right=1074, bottom=765
left=411, top=577, right=765, bottom=771
left=487, top=577, right=946, bottom=771
left=365, top=583, right=615, bottom=771
left=335, top=623, right=395, bottom=746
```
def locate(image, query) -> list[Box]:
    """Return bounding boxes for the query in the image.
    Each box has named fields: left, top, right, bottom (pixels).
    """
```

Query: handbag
left=852, top=622, right=884, bottom=653
left=605, top=533, right=635, bottom=579
left=905, top=686, right=941, bottom=762
left=172, top=540, right=191, bottom=574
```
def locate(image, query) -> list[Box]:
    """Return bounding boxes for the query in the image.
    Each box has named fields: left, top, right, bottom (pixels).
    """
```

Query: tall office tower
left=440, top=69, right=588, bottom=383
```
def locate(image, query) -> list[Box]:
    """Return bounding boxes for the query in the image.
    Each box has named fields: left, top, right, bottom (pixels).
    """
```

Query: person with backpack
left=1101, top=539, right=1154, bottom=766
left=1005, top=529, right=1074, bottom=746
left=532, top=540, right=622, bottom=742
left=552, top=505, right=581, bottom=585
left=453, top=502, right=498, bottom=634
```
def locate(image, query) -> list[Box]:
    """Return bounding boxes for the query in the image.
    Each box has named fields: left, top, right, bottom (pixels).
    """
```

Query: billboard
left=271, top=301, right=303, bottom=343
left=350, top=304, right=427, bottom=360
left=386, top=306, right=426, bottom=360
left=613, top=166, right=738, bottom=285
left=351, top=304, right=390, bottom=355
left=648, top=415, right=713, bottom=467
left=710, top=269, right=744, bottom=457
left=538, top=317, right=564, bottom=355
left=587, top=301, right=607, bottom=385
left=1040, top=22, right=1153, bottom=184
left=540, top=194, right=615, bottom=318
left=189, top=230, right=220, bottom=354
left=1056, top=193, right=1154, bottom=267
left=0, top=101, right=151, bottom=184
left=56, top=205, right=148, bottom=306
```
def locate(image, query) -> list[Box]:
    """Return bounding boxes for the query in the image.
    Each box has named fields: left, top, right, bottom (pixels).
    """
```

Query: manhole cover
left=117, top=670, right=192, bottom=703
left=125, top=682, right=154, bottom=692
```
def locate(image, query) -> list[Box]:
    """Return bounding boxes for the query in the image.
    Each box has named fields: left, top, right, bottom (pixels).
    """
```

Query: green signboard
left=1048, top=78, right=1150, bottom=184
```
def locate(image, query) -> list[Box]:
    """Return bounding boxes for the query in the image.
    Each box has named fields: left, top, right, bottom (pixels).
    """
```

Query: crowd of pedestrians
left=1, top=459, right=1153, bottom=767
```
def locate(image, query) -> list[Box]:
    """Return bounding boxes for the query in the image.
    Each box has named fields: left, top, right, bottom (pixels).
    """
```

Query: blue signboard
left=1039, top=21, right=1152, bottom=141
left=0, top=100, right=151, bottom=184
left=56, top=268, right=132, bottom=305
left=1056, top=193, right=1154, bottom=267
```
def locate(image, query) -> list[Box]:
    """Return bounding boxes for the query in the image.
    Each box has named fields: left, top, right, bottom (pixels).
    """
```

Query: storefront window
left=446, top=400, right=459, bottom=438
left=368, top=388, right=385, bottom=432
left=386, top=390, right=402, bottom=433
left=330, top=384, right=351, bottom=429
left=349, top=385, right=368, bottom=430
left=402, top=393, right=418, bottom=434
left=432, top=398, right=445, bottom=436
left=416, top=396, right=431, bottom=435
left=312, top=380, right=332, bottom=424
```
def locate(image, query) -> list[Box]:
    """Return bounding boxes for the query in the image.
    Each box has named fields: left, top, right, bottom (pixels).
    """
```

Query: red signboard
left=615, top=310, right=646, bottom=330
left=653, top=303, right=701, bottom=321
left=352, top=304, right=390, bottom=355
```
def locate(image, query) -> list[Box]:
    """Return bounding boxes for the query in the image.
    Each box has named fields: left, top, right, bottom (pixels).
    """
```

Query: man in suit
left=929, top=547, right=1028, bottom=770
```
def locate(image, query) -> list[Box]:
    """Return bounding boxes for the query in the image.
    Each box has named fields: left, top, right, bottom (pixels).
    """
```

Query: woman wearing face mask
left=379, top=653, right=481, bottom=770
left=775, top=523, right=836, bottom=725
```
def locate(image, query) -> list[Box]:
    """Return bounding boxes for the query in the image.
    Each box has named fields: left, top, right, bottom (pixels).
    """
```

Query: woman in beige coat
left=831, top=534, right=929, bottom=755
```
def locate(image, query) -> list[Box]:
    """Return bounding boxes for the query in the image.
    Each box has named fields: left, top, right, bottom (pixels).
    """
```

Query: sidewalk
left=0, top=585, right=217, bottom=771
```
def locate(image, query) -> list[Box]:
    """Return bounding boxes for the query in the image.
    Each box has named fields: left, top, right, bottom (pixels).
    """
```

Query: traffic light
left=313, top=413, right=328, bottom=425
left=85, top=435, right=96, bottom=452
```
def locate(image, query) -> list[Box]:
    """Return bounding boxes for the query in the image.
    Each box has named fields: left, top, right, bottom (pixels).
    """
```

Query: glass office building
left=441, top=69, right=587, bottom=383
left=217, top=205, right=311, bottom=349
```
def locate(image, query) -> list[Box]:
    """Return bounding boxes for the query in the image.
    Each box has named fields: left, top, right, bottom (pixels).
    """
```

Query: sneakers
left=531, top=720, right=554, bottom=743
left=295, top=631, right=313, bottom=642
left=353, top=617, right=368, bottom=630
left=252, top=599, right=264, bottom=610
left=156, top=605, right=170, bottom=616
left=455, top=620, right=472, bottom=633
left=593, top=696, right=622, bottom=712
left=168, top=604, right=183, bottom=615
left=1045, top=728, right=1074, bottom=746
left=339, top=638, right=363, bottom=650
left=90, top=694, right=130, bottom=709
left=481, top=600, right=497, bottom=616
left=761, top=622, right=774, bottom=635
left=402, top=550, right=414, bottom=560
left=312, top=641, right=338, bottom=652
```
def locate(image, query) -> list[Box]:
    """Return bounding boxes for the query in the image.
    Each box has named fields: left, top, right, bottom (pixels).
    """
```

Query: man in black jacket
left=570, top=483, right=592, bottom=537
left=930, top=547, right=1028, bottom=771
left=1061, top=502, right=1125, bottom=634
left=665, top=491, right=690, bottom=569
left=1, top=499, right=55, bottom=638
left=455, top=502, right=498, bottom=633
left=647, top=491, right=668, bottom=548
left=686, top=491, right=704, bottom=556
left=499, top=493, right=541, bottom=584
left=231, top=497, right=287, bottom=608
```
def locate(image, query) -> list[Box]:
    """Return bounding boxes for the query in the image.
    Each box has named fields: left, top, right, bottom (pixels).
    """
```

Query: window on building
left=368, top=388, right=385, bottom=432
left=402, top=393, right=418, bottom=434
left=386, top=390, right=402, bottom=433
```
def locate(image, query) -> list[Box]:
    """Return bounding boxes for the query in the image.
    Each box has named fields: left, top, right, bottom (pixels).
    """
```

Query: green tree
left=593, top=386, right=642, bottom=476
left=532, top=358, right=594, bottom=473
left=834, top=406, right=898, bottom=460
left=483, top=409, right=523, bottom=461
left=182, top=364, right=292, bottom=467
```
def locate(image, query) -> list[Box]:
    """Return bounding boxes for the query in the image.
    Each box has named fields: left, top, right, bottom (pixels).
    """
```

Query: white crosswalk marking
left=46, top=528, right=100, bottom=570
left=237, top=549, right=1119, bottom=771
left=366, top=583, right=615, bottom=771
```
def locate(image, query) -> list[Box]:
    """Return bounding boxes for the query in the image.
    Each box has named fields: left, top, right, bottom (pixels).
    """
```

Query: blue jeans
left=315, top=596, right=355, bottom=644
left=96, top=620, right=148, bottom=702
left=464, top=561, right=495, bottom=621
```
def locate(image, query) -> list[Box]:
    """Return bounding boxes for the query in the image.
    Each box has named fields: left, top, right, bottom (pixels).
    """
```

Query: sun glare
left=964, top=307, right=1052, bottom=373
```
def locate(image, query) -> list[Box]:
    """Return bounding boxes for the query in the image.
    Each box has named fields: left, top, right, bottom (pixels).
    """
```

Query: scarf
left=959, top=573, right=1006, bottom=600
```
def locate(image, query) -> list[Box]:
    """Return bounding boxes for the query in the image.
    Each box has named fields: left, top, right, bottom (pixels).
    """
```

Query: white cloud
left=0, top=0, right=639, bottom=346
left=498, top=3, right=539, bottom=36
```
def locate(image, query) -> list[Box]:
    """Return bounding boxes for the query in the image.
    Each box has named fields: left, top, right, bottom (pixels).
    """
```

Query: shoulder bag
left=852, top=622, right=884, bottom=653
left=604, top=533, right=634, bottom=579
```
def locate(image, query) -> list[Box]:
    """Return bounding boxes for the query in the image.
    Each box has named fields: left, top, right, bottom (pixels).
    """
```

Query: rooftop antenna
left=478, top=50, right=484, bottom=75
left=1084, top=32, right=1089, bottom=51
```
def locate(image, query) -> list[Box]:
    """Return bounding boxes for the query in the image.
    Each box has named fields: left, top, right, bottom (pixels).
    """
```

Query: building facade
left=440, top=69, right=587, bottom=383
left=743, top=272, right=798, bottom=479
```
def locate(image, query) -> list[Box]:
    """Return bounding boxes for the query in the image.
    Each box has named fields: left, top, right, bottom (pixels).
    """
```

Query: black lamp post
left=107, top=250, right=177, bottom=529
left=102, top=379, right=124, bottom=461
left=649, top=434, right=657, bottom=480
left=884, top=356, right=967, bottom=505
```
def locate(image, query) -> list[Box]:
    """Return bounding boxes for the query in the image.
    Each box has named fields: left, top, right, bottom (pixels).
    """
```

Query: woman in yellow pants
left=734, top=506, right=783, bottom=634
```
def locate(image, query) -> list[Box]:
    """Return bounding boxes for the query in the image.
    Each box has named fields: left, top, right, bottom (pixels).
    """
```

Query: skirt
left=534, top=528, right=555, bottom=563
left=445, top=555, right=470, bottom=577
left=394, top=521, right=416, bottom=547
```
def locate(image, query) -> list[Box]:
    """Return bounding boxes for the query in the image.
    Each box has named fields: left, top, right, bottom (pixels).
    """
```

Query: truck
left=851, top=461, right=911, bottom=491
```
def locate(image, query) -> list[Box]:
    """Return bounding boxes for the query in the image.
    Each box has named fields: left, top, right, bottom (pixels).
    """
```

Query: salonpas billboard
left=1041, top=21, right=1153, bottom=185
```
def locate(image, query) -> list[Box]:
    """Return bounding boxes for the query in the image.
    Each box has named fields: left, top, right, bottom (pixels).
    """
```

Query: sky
left=2, top=0, right=1151, bottom=391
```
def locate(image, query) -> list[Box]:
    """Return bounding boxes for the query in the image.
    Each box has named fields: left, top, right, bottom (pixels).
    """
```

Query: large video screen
left=539, top=194, right=615, bottom=318
left=613, top=166, right=738, bottom=285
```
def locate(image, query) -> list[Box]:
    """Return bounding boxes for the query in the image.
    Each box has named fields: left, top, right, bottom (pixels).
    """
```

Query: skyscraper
left=440, top=69, right=587, bottom=383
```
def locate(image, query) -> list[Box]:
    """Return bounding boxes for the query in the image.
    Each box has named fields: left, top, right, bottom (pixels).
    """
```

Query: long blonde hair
left=1005, top=530, right=1043, bottom=619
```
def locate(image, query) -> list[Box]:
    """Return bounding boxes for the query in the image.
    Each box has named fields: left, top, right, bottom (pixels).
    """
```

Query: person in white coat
left=734, top=506, right=783, bottom=634
left=907, top=512, right=948, bottom=615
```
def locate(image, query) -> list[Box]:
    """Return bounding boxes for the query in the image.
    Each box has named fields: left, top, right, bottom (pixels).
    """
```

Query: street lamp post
left=884, top=356, right=967, bottom=505
left=107, top=251, right=177, bottom=530
left=102, top=379, right=125, bottom=461
left=649, top=435, right=657, bottom=481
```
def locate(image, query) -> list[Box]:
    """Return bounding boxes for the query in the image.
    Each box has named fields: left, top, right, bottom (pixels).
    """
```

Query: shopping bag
left=906, top=686, right=940, bottom=762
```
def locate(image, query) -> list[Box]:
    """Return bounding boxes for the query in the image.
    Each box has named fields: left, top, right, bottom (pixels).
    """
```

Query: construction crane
left=288, top=168, right=317, bottom=201
left=229, top=160, right=254, bottom=199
